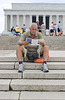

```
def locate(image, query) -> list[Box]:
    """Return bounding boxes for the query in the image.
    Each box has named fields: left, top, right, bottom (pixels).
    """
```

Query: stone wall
left=0, top=36, right=65, bottom=50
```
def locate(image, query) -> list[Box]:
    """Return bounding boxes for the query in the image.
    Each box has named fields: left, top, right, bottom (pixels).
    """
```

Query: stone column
left=4, top=15, right=7, bottom=31
left=17, top=15, right=19, bottom=25
left=43, top=15, right=45, bottom=25
left=30, top=15, right=32, bottom=26
left=56, top=15, right=59, bottom=25
left=50, top=15, right=52, bottom=29
left=23, top=15, right=25, bottom=24
left=63, top=15, right=65, bottom=34
left=10, top=15, right=13, bottom=28
left=36, top=15, right=39, bottom=21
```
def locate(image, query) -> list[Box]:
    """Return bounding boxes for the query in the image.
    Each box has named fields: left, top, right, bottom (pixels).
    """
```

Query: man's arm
left=18, top=41, right=29, bottom=46
left=18, top=32, right=29, bottom=46
left=39, top=41, right=45, bottom=47
left=38, top=33, right=45, bottom=46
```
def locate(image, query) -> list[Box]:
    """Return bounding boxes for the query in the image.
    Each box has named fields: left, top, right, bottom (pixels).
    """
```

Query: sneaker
left=18, top=64, right=24, bottom=73
left=41, top=63, right=49, bottom=72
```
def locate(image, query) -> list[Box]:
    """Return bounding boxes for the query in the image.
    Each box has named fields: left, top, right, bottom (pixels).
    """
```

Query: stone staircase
left=0, top=36, right=65, bottom=50
left=0, top=50, right=65, bottom=100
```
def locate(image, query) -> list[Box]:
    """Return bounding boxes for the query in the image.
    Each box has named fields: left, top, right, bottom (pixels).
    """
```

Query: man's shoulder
left=23, top=31, right=30, bottom=35
left=36, top=32, right=43, bottom=39
left=37, top=32, right=42, bottom=36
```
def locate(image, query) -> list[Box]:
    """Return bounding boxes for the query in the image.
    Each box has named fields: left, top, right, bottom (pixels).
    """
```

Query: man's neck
left=31, top=34, right=35, bottom=39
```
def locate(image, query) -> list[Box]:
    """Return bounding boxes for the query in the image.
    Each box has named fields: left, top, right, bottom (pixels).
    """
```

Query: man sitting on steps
left=16, top=23, right=49, bottom=73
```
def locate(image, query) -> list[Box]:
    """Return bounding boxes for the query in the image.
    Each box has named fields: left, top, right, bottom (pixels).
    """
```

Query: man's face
left=30, top=25, right=37, bottom=35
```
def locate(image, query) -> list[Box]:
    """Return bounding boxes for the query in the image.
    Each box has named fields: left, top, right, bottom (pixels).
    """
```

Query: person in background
left=54, top=24, right=57, bottom=36
left=11, top=26, right=16, bottom=35
left=41, top=22, right=46, bottom=35
left=15, top=25, right=23, bottom=35
left=57, top=21, right=62, bottom=36
left=50, top=22, right=55, bottom=36
left=36, top=21, right=40, bottom=32
left=22, top=24, right=28, bottom=33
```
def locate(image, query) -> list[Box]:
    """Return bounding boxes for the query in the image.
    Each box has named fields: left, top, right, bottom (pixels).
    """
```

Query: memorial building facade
left=4, top=3, right=65, bottom=33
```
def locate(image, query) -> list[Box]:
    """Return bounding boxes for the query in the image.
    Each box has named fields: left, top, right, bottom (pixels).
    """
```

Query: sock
left=19, top=61, right=23, bottom=64
left=42, top=61, right=47, bottom=65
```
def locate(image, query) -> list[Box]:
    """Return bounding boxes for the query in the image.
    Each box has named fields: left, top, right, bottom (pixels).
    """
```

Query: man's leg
left=16, top=45, right=24, bottom=72
left=40, top=45, right=49, bottom=72
left=40, top=45, right=49, bottom=61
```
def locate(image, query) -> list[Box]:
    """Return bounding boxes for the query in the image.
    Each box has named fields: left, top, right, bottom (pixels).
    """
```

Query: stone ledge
left=0, top=62, right=14, bottom=70
left=0, top=80, right=10, bottom=90
left=0, top=92, right=19, bottom=100
left=23, top=70, right=65, bottom=79
left=20, top=92, right=65, bottom=100
left=0, top=70, right=22, bottom=79
left=0, top=62, right=65, bottom=70
left=10, top=79, right=65, bottom=91
left=15, top=62, right=65, bottom=70
left=0, top=36, right=65, bottom=50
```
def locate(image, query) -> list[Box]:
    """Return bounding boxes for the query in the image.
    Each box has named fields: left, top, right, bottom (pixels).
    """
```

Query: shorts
left=23, top=45, right=42, bottom=59
left=58, top=28, right=60, bottom=32
left=50, top=29, right=54, bottom=33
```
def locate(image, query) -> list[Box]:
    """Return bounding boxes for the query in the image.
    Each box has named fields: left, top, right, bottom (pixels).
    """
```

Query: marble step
left=0, top=62, right=65, bottom=70
left=0, top=91, right=65, bottom=100
left=23, top=70, right=65, bottom=79
left=10, top=79, right=65, bottom=91
left=20, top=92, right=65, bottom=100
left=15, top=62, right=65, bottom=70
left=0, top=56, right=65, bottom=61
left=0, top=70, right=22, bottom=79
left=0, top=57, right=17, bottom=62
left=0, top=62, right=14, bottom=70
left=0, top=91, right=19, bottom=100
left=0, top=80, right=10, bottom=91
left=0, top=70, right=65, bottom=79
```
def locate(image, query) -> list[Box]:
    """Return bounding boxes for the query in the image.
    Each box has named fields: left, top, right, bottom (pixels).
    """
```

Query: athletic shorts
left=58, top=28, right=60, bottom=32
left=50, top=29, right=54, bottom=33
left=23, top=45, right=42, bottom=58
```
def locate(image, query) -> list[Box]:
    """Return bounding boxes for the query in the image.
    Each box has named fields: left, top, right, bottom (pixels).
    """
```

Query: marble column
left=4, top=15, right=7, bottom=31
left=50, top=15, right=52, bottom=29
left=56, top=15, right=59, bottom=25
left=36, top=15, right=39, bottom=21
left=63, top=15, right=65, bottom=34
left=30, top=15, right=32, bottom=26
left=23, top=15, right=25, bottom=24
left=43, top=15, right=45, bottom=25
left=17, top=15, right=19, bottom=26
left=10, top=15, right=13, bottom=28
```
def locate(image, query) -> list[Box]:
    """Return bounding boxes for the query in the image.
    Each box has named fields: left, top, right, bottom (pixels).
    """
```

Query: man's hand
left=18, top=41, right=30, bottom=46
left=23, top=41, right=30, bottom=45
left=39, top=41, right=45, bottom=46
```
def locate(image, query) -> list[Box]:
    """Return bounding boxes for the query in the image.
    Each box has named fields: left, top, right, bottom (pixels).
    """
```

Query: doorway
left=39, top=16, right=43, bottom=26
left=32, top=16, right=36, bottom=23
left=46, top=16, right=49, bottom=29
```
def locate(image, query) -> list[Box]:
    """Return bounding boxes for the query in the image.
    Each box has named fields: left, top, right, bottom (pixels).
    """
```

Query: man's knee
left=17, top=45, right=20, bottom=49
left=40, top=45, right=49, bottom=54
left=44, top=45, right=49, bottom=50
left=16, top=45, right=23, bottom=51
